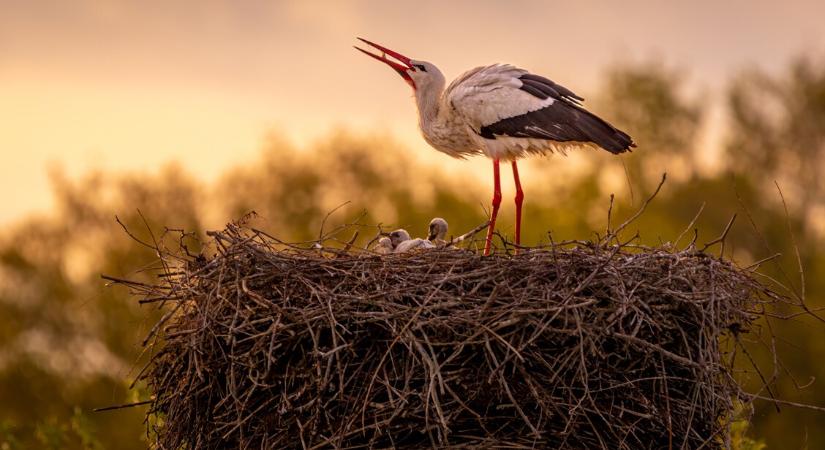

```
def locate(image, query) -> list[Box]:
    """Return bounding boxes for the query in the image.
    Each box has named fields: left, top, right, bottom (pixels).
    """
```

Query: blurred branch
left=93, top=400, right=152, bottom=413
left=607, top=173, right=667, bottom=243
left=115, top=215, right=154, bottom=250
left=674, top=202, right=705, bottom=249
left=775, top=182, right=824, bottom=324
left=318, top=201, right=351, bottom=241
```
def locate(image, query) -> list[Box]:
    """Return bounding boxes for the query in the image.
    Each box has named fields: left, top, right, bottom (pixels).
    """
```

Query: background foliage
left=2, top=57, right=825, bottom=449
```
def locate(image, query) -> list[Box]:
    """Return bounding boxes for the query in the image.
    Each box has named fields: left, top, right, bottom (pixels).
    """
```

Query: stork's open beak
left=354, top=37, right=416, bottom=89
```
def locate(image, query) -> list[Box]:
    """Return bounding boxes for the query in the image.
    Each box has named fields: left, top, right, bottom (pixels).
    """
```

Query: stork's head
left=355, top=38, right=444, bottom=92
left=428, top=217, right=448, bottom=241
left=374, top=236, right=394, bottom=254
left=388, top=229, right=411, bottom=248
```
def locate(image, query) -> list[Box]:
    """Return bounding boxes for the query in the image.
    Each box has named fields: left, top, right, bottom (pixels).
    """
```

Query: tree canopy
left=2, top=57, right=825, bottom=449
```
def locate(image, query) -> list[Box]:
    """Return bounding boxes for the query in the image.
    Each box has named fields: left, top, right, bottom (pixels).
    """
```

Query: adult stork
left=355, top=38, right=635, bottom=255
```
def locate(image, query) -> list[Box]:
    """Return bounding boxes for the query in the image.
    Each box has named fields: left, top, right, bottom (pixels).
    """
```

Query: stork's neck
left=414, top=83, right=444, bottom=129
left=409, top=70, right=475, bottom=157
left=412, top=80, right=475, bottom=157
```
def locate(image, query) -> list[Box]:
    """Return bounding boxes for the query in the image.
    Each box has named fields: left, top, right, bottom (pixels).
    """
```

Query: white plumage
left=449, top=65, right=539, bottom=128
left=447, top=65, right=561, bottom=159
left=373, top=236, right=394, bottom=255
left=394, top=238, right=435, bottom=254
left=388, top=229, right=436, bottom=254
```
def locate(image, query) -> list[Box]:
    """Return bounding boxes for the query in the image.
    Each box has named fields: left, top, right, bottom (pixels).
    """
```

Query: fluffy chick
left=427, top=217, right=449, bottom=245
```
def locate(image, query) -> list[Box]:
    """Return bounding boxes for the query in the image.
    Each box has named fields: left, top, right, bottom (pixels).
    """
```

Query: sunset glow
left=2, top=0, right=824, bottom=224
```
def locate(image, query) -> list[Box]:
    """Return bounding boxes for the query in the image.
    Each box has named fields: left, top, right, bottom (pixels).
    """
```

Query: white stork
left=355, top=38, right=635, bottom=255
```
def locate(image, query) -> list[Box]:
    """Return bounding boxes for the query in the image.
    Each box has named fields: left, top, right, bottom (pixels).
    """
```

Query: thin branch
left=701, top=213, right=737, bottom=254
left=318, top=201, right=352, bottom=241
left=675, top=202, right=705, bottom=249
left=449, top=220, right=491, bottom=245
left=609, top=172, right=667, bottom=242
left=93, top=400, right=152, bottom=412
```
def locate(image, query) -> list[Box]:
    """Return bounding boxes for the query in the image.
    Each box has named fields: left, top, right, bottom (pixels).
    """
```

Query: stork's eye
left=414, top=64, right=426, bottom=72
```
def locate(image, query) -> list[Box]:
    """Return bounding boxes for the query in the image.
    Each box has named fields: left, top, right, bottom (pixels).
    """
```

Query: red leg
left=483, top=159, right=502, bottom=256
left=512, top=160, right=524, bottom=253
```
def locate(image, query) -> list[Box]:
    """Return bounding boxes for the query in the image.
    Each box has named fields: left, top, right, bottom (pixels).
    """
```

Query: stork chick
left=388, top=229, right=412, bottom=248
left=389, top=229, right=435, bottom=254
left=395, top=239, right=436, bottom=254
left=427, top=217, right=449, bottom=245
left=373, top=236, right=394, bottom=255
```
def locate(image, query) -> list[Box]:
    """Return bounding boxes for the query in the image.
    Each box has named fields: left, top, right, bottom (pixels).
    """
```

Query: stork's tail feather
left=575, top=109, right=636, bottom=154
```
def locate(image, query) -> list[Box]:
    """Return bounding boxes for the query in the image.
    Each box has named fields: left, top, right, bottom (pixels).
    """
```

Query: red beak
left=354, top=37, right=416, bottom=89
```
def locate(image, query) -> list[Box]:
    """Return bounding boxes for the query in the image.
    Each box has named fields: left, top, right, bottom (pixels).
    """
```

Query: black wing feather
left=477, top=73, right=635, bottom=154
left=519, top=82, right=550, bottom=100
left=519, top=73, right=584, bottom=104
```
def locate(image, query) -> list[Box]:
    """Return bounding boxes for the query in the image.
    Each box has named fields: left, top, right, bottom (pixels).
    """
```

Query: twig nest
left=119, top=225, right=777, bottom=449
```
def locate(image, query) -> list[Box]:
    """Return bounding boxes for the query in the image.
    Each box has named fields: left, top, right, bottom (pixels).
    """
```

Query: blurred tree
left=598, top=61, right=704, bottom=191
left=727, top=56, right=825, bottom=233
left=0, top=166, right=204, bottom=450
left=725, top=56, right=825, bottom=450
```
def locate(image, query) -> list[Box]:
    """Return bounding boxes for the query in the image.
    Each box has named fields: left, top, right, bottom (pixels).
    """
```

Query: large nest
left=117, top=222, right=778, bottom=450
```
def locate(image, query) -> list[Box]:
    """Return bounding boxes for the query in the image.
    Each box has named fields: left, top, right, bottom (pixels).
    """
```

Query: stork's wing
left=447, top=64, right=635, bottom=154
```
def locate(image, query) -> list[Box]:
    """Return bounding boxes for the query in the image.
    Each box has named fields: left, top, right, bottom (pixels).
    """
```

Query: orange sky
left=2, top=0, right=824, bottom=224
